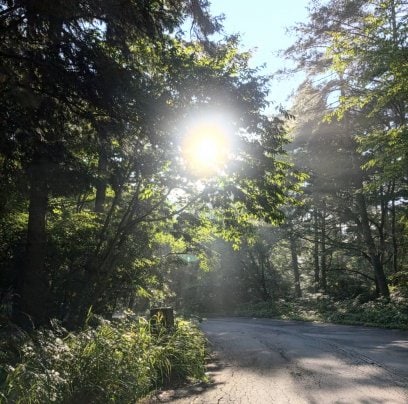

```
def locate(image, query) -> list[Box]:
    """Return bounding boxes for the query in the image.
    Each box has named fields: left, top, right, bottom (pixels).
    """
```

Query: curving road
left=160, top=318, right=408, bottom=403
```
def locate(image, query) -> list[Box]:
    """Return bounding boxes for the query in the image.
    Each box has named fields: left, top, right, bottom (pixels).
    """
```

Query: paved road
left=161, top=318, right=408, bottom=403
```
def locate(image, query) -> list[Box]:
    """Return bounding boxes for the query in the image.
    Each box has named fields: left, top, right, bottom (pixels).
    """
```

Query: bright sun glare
left=182, top=120, right=231, bottom=175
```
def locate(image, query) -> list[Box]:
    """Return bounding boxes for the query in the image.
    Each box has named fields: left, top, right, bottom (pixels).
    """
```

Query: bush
left=327, top=297, right=408, bottom=329
left=232, top=295, right=408, bottom=330
left=0, top=315, right=207, bottom=403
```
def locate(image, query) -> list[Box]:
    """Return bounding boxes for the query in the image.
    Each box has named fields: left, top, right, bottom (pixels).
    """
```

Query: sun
left=182, top=121, right=231, bottom=175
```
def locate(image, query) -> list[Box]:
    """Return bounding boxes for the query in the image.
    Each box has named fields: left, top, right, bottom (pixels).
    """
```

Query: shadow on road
left=146, top=318, right=408, bottom=403
left=145, top=355, right=226, bottom=403
left=197, top=318, right=408, bottom=403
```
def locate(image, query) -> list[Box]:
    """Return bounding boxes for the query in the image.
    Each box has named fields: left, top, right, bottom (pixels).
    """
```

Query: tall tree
left=0, top=0, right=222, bottom=325
left=1, top=1, right=297, bottom=326
left=282, top=0, right=408, bottom=298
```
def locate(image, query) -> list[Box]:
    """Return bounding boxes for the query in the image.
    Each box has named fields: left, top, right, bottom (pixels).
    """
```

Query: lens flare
left=182, top=119, right=232, bottom=176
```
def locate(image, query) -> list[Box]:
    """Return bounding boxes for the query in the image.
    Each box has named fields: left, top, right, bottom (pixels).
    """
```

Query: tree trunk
left=95, top=140, right=108, bottom=213
left=372, top=254, right=389, bottom=298
left=356, top=193, right=390, bottom=297
left=320, top=202, right=327, bottom=292
left=290, top=236, right=302, bottom=298
left=313, top=208, right=320, bottom=292
left=391, top=182, right=398, bottom=273
left=17, top=160, right=50, bottom=326
left=259, top=256, right=271, bottom=301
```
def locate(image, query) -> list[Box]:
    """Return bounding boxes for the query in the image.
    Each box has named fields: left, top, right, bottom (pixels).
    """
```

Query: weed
left=0, top=315, right=206, bottom=403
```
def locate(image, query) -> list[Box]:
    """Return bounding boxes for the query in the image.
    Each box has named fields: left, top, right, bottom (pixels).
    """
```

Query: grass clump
left=0, top=315, right=207, bottom=403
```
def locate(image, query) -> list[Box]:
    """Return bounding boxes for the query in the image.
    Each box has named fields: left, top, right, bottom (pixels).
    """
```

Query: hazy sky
left=209, top=0, right=310, bottom=109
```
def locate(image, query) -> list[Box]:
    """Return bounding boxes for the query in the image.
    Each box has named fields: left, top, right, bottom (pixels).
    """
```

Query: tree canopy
left=0, top=0, right=406, bottom=332
left=0, top=0, right=299, bottom=327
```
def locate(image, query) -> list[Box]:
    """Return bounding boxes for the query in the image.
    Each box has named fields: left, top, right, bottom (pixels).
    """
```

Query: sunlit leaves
left=358, top=126, right=408, bottom=184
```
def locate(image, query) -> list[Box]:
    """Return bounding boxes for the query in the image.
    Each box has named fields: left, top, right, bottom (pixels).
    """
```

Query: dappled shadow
left=197, top=318, right=408, bottom=402
left=208, top=317, right=408, bottom=377
left=145, top=354, right=226, bottom=403
left=305, top=398, right=398, bottom=404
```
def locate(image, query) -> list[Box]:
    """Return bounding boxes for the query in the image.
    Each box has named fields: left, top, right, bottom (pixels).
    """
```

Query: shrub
left=0, top=315, right=207, bottom=403
left=232, top=295, right=408, bottom=330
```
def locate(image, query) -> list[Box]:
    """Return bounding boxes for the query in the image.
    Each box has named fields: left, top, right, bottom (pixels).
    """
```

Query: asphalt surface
left=158, top=317, right=408, bottom=403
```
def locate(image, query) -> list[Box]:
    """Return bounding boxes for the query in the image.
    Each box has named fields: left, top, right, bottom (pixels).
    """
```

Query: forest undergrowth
left=227, top=294, right=408, bottom=330
left=0, top=314, right=207, bottom=403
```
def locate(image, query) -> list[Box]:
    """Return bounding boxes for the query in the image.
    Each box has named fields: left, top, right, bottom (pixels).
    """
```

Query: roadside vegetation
left=0, top=1, right=293, bottom=399
left=0, top=314, right=206, bottom=403
left=169, top=0, right=408, bottom=332
left=233, top=295, right=408, bottom=330
left=174, top=236, right=408, bottom=331
left=0, top=0, right=407, bottom=400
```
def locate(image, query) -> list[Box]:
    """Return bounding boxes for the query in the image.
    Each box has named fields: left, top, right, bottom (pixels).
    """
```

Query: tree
left=1, top=1, right=297, bottom=326
left=0, top=0, right=223, bottom=325
left=281, top=0, right=408, bottom=298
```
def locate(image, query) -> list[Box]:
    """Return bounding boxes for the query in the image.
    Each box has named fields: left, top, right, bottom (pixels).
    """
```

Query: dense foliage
left=0, top=0, right=407, bottom=400
left=0, top=315, right=206, bottom=403
left=0, top=1, right=298, bottom=399
left=233, top=296, right=408, bottom=330
left=172, top=0, right=408, bottom=328
left=282, top=0, right=407, bottom=300
left=0, top=0, right=296, bottom=328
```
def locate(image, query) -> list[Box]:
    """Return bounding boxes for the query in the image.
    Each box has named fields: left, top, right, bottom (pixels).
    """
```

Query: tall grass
left=0, top=315, right=207, bottom=403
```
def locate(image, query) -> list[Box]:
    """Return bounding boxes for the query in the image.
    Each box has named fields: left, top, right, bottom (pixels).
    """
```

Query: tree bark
left=17, top=160, right=50, bottom=326
left=290, top=235, right=302, bottom=298
left=313, top=208, right=320, bottom=292
left=320, top=201, right=327, bottom=292
left=391, top=181, right=398, bottom=273
left=95, top=140, right=108, bottom=213
left=259, top=255, right=271, bottom=301
left=356, top=193, right=390, bottom=297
